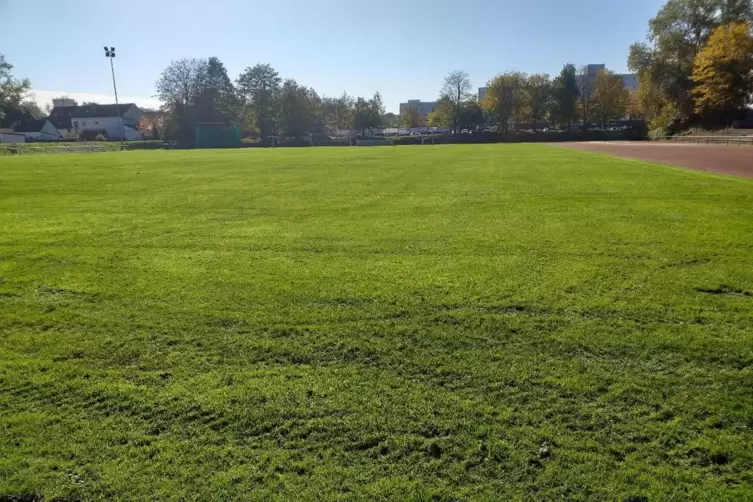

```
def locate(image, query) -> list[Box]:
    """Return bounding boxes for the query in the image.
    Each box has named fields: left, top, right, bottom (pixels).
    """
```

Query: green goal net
left=195, top=122, right=241, bottom=148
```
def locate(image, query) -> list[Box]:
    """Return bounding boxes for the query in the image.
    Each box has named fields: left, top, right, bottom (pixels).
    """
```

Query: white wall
left=122, top=105, right=142, bottom=127
left=71, top=105, right=143, bottom=140
left=71, top=116, right=123, bottom=140
left=40, top=120, right=60, bottom=140
left=124, top=126, right=142, bottom=141
left=0, top=133, right=26, bottom=143
left=26, top=120, right=60, bottom=141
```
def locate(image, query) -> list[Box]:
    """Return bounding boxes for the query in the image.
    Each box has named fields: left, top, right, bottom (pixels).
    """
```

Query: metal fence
left=658, top=136, right=753, bottom=146
left=355, top=139, right=394, bottom=146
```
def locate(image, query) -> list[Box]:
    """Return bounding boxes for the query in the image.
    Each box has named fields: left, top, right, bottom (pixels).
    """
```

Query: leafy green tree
left=592, top=70, right=631, bottom=128
left=308, top=89, right=325, bottom=135
left=627, top=91, right=643, bottom=120
left=635, top=69, right=679, bottom=129
left=426, top=111, right=443, bottom=127
left=550, top=64, right=579, bottom=130
left=195, top=57, right=239, bottom=124
left=156, top=57, right=239, bottom=144
left=458, top=99, right=484, bottom=131
left=323, top=93, right=354, bottom=131
left=353, top=97, right=371, bottom=135
left=440, top=70, right=472, bottom=133
left=352, top=93, right=384, bottom=135
left=369, top=93, right=385, bottom=129
left=382, top=112, right=398, bottom=128
left=237, top=105, right=259, bottom=138
left=482, top=72, right=526, bottom=133
left=0, top=55, right=31, bottom=122
left=399, top=107, right=423, bottom=128
left=523, top=74, right=552, bottom=126
left=692, top=21, right=753, bottom=120
left=236, top=63, right=282, bottom=141
left=155, top=58, right=207, bottom=143
left=427, top=97, right=454, bottom=128
left=279, top=79, right=321, bottom=138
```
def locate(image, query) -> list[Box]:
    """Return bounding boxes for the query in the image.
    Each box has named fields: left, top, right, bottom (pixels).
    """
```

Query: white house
left=14, top=119, right=60, bottom=141
left=48, top=103, right=143, bottom=141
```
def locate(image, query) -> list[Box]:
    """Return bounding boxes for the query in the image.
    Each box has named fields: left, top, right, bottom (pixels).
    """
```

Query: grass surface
left=1, top=145, right=753, bottom=501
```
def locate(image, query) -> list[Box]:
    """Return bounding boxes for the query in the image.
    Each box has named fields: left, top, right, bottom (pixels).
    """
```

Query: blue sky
left=1, top=0, right=664, bottom=112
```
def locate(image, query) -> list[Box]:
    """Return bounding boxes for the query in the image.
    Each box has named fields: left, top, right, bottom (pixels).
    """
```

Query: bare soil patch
left=554, top=142, right=753, bottom=178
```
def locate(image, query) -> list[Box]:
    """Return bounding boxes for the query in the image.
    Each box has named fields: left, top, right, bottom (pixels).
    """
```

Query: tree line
left=404, top=0, right=753, bottom=135
left=2, top=0, right=751, bottom=140
left=155, top=58, right=385, bottom=144
left=398, top=65, right=636, bottom=133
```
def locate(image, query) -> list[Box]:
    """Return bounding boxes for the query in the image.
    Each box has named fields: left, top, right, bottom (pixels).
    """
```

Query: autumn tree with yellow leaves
left=399, top=107, right=423, bottom=128
left=692, top=22, right=753, bottom=120
left=592, top=71, right=631, bottom=128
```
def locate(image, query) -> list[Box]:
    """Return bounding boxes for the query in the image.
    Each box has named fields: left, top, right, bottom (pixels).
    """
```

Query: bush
left=79, top=129, right=109, bottom=141
left=648, top=127, right=667, bottom=140
left=648, top=101, right=680, bottom=132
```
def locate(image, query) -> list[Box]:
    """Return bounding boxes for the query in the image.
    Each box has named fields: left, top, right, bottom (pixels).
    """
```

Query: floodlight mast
left=104, top=46, right=124, bottom=141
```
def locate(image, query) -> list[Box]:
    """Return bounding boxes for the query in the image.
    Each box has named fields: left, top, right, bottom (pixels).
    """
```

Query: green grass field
left=2, top=145, right=753, bottom=501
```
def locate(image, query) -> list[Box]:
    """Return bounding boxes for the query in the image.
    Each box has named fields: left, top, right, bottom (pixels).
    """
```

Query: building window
left=81, top=121, right=87, bottom=127
left=73, top=121, right=79, bottom=130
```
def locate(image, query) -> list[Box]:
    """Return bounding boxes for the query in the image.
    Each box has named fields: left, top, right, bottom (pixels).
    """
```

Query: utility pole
left=104, top=46, right=124, bottom=141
